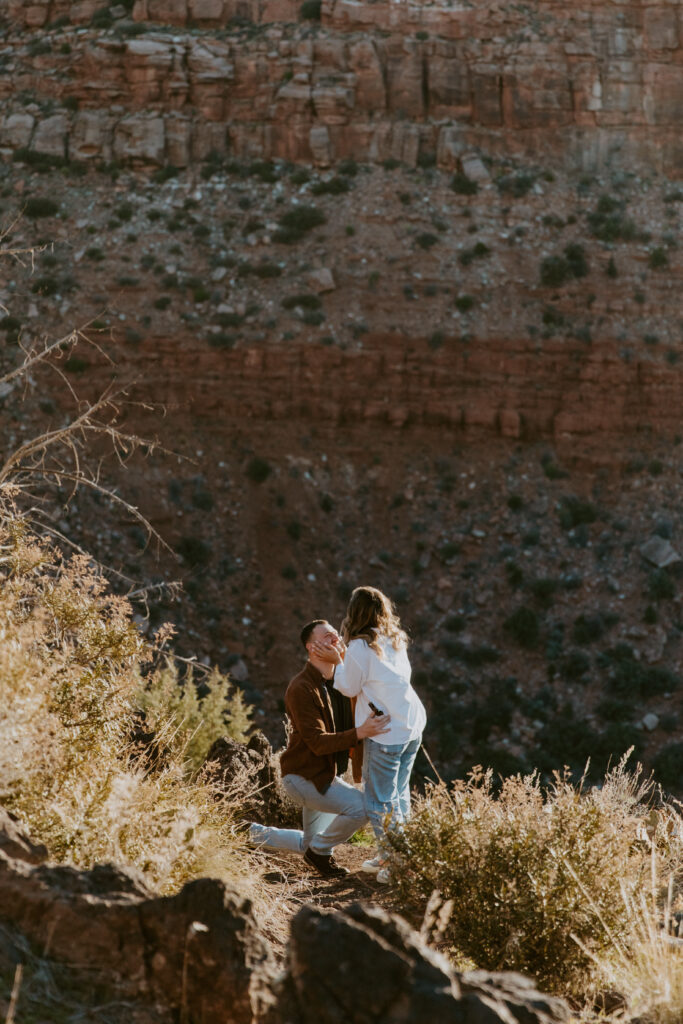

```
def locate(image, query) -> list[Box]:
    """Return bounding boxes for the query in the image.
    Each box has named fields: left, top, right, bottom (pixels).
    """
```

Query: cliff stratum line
left=4, top=0, right=683, bottom=173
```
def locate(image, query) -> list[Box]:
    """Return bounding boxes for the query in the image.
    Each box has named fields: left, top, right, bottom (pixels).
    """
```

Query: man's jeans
left=363, top=736, right=421, bottom=843
left=249, top=774, right=367, bottom=857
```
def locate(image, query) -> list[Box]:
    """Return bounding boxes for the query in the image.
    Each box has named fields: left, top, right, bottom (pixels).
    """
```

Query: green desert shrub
left=572, top=611, right=614, bottom=644
left=496, top=170, right=535, bottom=197
left=300, top=0, right=321, bottom=17
left=503, top=605, right=540, bottom=648
left=454, top=294, right=475, bottom=313
left=64, top=356, right=89, bottom=374
left=540, top=244, right=588, bottom=287
left=597, top=643, right=680, bottom=699
left=310, top=176, right=350, bottom=196
left=648, top=568, right=675, bottom=601
left=24, top=197, right=59, bottom=218
left=282, top=293, right=322, bottom=310
left=14, top=149, right=66, bottom=172
left=450, top=172, right=478, bottom=195
left=245, top=456, right=272, bottom=483
left=152, top=164, right=179, bottom=183
left=441, top=638, right=500, bottom=665
left=175, top=535, right=211, bottom=565
left=137, top=660, right=252, bottom=770
left=648, top=247, right=669, bottom=270
left=559, top=648, right=591, bottom=681
left=459, top=242, right=490, bottom=266
left=587, top=195, right=640, bottom=243
left=251, top=262, right=282, bottom=279
left=337, top=158, right=358, bottom=177
left=247, top=160, right=279, bottom=183
left=274, top=205, right=326, bottom=244
left=529, top=577, right=559, bottom=608
left=31, top=275, right=60, bottom=296
left=416, top=232, right=438, bottom=250
left=558, top=495, right=597, bottom=530
left=385, top=761, right=681, bottom=998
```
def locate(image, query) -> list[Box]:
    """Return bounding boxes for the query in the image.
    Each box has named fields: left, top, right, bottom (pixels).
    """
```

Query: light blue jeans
left=249, top=774, right=367, bottom=857
left=363, top=736, right=421, bottom=843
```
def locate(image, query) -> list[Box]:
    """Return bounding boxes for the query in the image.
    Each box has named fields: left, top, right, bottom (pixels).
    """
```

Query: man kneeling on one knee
left=249, top=619, right=390, bottom=878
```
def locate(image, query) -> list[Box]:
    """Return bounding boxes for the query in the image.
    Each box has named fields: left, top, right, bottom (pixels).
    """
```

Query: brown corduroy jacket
left=280, top=661, right=359, bottom=794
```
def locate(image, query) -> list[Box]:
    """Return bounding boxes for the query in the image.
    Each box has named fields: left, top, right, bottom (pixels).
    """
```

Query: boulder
left=286, top=903, right=571, bottom=1024
left=459, top=970, right=572, bottom=1024
left=460, top=152, right=491, bottom=183
left=640, top=536, right=681, bottom=568
left=0, top=815, right=573, bottom=1024
left=203, top=731, right=300, bottom=828
left=0, top=113, right=35, bottom=152
left=0, top=828, right=277, bottom=1023
left=307, top=268, right=336, bottom=293
left=32, top=114, right=69, bottom=159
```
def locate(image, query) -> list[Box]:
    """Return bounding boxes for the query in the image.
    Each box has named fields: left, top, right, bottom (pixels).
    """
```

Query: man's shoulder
left=286, top=664, right=317, bottom=697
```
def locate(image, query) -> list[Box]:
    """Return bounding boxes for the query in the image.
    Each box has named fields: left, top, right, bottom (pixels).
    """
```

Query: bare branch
left=0, top=225, right=189, bottom=600
left=44, top=469, right=176, bottom=556
left=0, top=383, right=123, bottom=485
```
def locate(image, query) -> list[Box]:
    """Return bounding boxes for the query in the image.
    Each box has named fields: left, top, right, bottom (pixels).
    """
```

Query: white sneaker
left=361, top=856, right=384, bottom=874
left=376, top=866, right=391, bottom=884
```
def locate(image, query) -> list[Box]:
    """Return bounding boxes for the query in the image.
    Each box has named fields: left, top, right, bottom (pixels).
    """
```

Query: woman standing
left=314, top=586, right=426, bottom=883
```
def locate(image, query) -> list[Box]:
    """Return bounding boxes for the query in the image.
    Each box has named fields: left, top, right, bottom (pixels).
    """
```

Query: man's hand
left=357, top=711, right=391, bottom=739
left=310, top=637, right=346, bottom=665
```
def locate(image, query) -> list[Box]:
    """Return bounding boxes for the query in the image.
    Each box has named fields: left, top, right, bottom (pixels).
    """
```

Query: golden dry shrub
left=0, top=511, right=256, bottom=894
left=385, top=762, right=683, bottom=1000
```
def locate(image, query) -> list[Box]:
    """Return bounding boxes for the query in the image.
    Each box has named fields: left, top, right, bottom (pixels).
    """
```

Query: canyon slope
left=1, top=0, right=683, bottom=791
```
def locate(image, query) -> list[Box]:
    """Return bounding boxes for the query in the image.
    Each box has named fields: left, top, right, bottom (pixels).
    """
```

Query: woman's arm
left=332, top=643, right=367, bottom=697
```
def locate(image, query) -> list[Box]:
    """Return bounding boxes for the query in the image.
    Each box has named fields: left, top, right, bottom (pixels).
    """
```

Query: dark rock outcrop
left=0, top=816, right=277, bottom=1023
left=285, top=902, right=571, bottom=1024
left=0, top=812, right=571, bottom=1024
left=204, top=730, right=300, bottom=828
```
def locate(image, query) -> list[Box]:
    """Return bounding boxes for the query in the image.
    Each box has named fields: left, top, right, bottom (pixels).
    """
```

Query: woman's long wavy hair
left=341, top=586, right=408, bottom=655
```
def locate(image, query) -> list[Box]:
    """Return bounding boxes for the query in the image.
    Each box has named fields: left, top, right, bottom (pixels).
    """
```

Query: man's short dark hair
left=300, top=619, right=326, bottom=649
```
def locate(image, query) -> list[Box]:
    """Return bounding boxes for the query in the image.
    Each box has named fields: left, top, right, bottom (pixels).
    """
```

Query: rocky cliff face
left=4, top=0, right=683, bottom=172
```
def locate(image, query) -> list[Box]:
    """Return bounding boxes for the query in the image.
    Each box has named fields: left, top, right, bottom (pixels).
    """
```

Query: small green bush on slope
left=385, top=761, right=683, bottom=1000
left=137, top=659, right=252, bottom=770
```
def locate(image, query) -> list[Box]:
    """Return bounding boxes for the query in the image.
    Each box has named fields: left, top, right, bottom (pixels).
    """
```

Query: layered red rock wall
left=122, top=332, right=683, bottom=447
left=4, top=0, right=683, bottom=172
